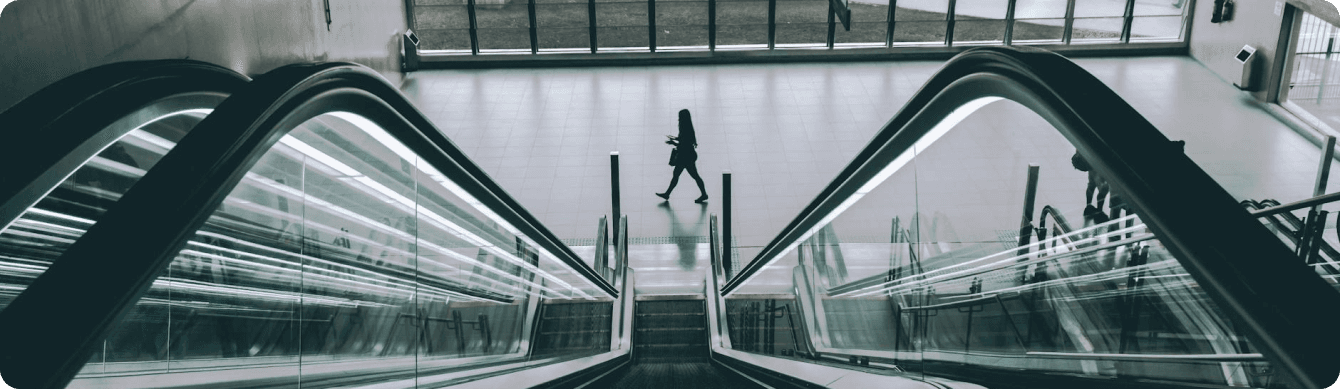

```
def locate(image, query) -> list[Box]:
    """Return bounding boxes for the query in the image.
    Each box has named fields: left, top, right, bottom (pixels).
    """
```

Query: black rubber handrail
left=0, top=60, right=250, bottom=229
left=718, top=46, right=1340, bottom=388
left=0, top=62, right=616, bottom=389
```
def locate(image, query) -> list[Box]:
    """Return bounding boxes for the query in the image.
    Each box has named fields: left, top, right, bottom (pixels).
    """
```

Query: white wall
left=1189, top=0, right=1289, bottom=100
left=0, top=0, right=408, bottom=111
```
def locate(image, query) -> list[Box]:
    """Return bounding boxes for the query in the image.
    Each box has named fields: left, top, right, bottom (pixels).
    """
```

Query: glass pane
left=1073, top=0, right=1126, bottom=18
left=1014, top=0, right=1066, bottom=19
left=834, top=3, right=889, bottom=46
left=717, top=0, right=769, bottom=47
left=1284, top=12, right=1340, bottom=131
left=776, top=23, right=828, bottom=46
left=71, top=111, right=610, bottom=386
left=954, top=0, right=1006, bottom=19
left=415, top=1, right=473, bottom=51
left=657, top=1, right=709, bottom=48
left=1070, top=17, right=1123, bottom=42
left=0, top=107, right=211, bottom=314
left=1012, top=18, right=1066, bottom=42
left=1133, top=0, right=1185, bottom=16
left=658, top=25, right=710, bottom=47
left=597, top=1, right=651, bottom=49
left=716, top=24, right=770, bottom=47
left=537, top=4, right=591, bottom=51
left=477, top=0, right=533, bottom=51
left=893, top=21, right=948, bottom=44
left=479, top=28, right=534, bottom=51
left=1129, top=16, right=1183, bottom=41
left=776, top=0, right=828, bottom=46
left=598, top=26, right=652, bottom=49
left=835, top=22, right=889, bottom=46
left=953, top=19, right=1005, bottom=44
left=893, top=0, right=948, bottom=21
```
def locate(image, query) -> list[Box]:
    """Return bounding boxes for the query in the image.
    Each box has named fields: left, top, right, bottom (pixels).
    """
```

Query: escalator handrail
left=0, top=59, right=250, bottom=230
left=717, top=46, right=1340, bottom=389
left=1251, top=191, right=1340, bottom=217
left=0, top=62, right=615, bottom=389
left=1037, top=204, right=1073, bottom=235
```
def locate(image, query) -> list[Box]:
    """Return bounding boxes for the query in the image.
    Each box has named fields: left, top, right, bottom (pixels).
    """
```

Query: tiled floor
left=401, top=55, right=1336, bottom=273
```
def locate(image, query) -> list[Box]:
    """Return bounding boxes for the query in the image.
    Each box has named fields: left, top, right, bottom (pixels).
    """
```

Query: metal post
left=1003, top=0, right=1016, bottom=45
left=1120, top=0, right=1135, bottom=43
left=767, top=0, right=777, bottom=49
left=886, top=0, right=896, bottom=47
left=611, top=152, right=621, bottom=243
left=466, top=0, right=481, bottom=55
left=588, top=0, right=599, bottom=53
left=709, top=0, right=717, bottom=51
left=528, top=0, right=539, bottom=54
left=827, top=1, right=837, bottom=49
left=1319, top=37, right=1335, bottom=105
left=1016, top=165, right=1041, bottom=256
left=1062, top=0, right=1076, bottom=44
left=945, top=0, right=956, bottom=46
left=1313, top=136, right=1335, bottom=200
left=649, top=0, right=658, bottom=52
left=723, top=170, right=733, bottom=278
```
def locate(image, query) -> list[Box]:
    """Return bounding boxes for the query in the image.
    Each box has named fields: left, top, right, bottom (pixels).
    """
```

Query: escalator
left=713, top=46, right=1340, bottom=389
left=1, top=45, right=1338, bottom=389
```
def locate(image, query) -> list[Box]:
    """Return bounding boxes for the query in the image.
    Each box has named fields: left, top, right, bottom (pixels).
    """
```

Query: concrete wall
left=1188, top=0, right=1288, bottom=100
left=0, top=0, right=408, bottom=111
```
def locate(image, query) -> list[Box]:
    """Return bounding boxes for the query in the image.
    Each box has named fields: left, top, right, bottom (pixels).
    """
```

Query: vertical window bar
left=467, top=0, right=481, bottom=54
left=886, top=0, right=897, bottom=47
left=589, top=0, right=599, bottom=53
left=768, top=0, right=777, bottom=49
left=945, top=0, right=956, bottom=46
left=709, top=0, right=717, bottom=51
left=405, top=0, right=417, bottom=31
left=1062, top=0, right=1076, bottom=44
left=1003, top=0, right=1016, bottom=45
left=827, top=1, right=837, bottom=49
left=650, top=0, right=658, bottom=52
left=528, top=0, right=539, bottom=54
left=1120, top=0, right=1135, bottom=43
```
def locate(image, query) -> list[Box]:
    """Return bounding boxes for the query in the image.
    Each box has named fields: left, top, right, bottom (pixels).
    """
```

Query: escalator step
left=602, top=362, right=759, bottom=389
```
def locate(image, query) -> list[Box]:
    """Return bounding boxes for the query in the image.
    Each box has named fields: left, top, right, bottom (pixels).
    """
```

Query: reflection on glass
left=0, top=108, right=210, bottom=315
left=724, top=100, right=1279, bottom=388
left=69, top=111, right=610, bottom=387
left=416, top=0, right=474, bottom=51
left=1011, top=18, right=1066, bottom=43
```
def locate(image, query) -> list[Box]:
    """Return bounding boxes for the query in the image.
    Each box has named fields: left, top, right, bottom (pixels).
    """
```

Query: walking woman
left=657, top=109, right=709, bottom=203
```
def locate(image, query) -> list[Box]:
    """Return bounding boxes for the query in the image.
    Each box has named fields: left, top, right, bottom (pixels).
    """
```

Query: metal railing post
left=768, top=0, right=777, bottom=49
left=709, top=0, right=717, bottom=51
left=611, top=151, right=621, bottom=243
left=1016, top=164, right=1040, bottom=256
left=723, top=170, right=733, bottom=278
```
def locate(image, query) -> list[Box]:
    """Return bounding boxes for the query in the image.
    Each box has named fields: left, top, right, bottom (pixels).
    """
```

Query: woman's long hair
left=678, top=109, right=696, bottom=146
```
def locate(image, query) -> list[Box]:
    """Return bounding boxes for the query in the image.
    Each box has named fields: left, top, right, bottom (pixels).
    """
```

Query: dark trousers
left=666, top=164, right=707, bottom=196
